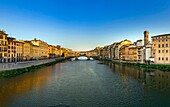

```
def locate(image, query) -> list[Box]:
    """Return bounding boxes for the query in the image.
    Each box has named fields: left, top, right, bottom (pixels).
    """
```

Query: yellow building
left=127, top=45, right=138, bottom=61
left=152, top=34, right=170, bottom=64
left=119, top=45, right=129, bottom=61
left=7, top=37, right=17, bottom=62
left=114, top=39, right=132, bottom=60
left=31, top=38, right=48, bottom=59
left=31, top=44, right=39, bottom=60
left=48, top=45, right=56, bottom=58
left=22, top=40, right=31, bottom=61
left=0, top=31, right=8, bottom=63
left=16, top=41, right=24, bottom=61
left=56, top=45, right=63, bottom=57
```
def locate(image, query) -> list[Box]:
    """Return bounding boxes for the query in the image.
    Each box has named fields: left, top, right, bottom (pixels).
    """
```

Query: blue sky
left=0, top=0, right=170, bottom=51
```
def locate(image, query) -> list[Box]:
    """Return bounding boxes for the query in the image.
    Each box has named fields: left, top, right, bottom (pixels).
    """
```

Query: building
left=110, top=43, right=118, bottom=60
left=22, top=40, right=31, bottom=61
left=99, top=47, right=104, bottom=59
left=31, top=44, right=39, bottom=60
left=7, top=37, right=17, bottom=62
left=119, top=45, right=129, bottom=61
left=134, top=39, right=144, bottom=46
left=143, top=31, right=152, bottom=63
left=138, top=46, right=144, bottom=63
left=119, top=44, right=138, bottom=61
left=94, top=47, right=102, bottom=58
left=134, top=39, right=144, bottom=63
left=127, top=44, right=138, bottom=61
left=102, top=45, right=110, bottom=59
left=114, top=39, right=132, bottom=60
left=56, top=45, right=63, bottom=57
left=48, top=45, right=56, bottom=58
left=16, top=41, right=24, bottom=61
left=144, top=31, right=149, bottom=45
left=31, top=38, right=49, bottom=59
left=0, top=31, right=8, bottom=63
left=152, top=34, right=170, bottom=64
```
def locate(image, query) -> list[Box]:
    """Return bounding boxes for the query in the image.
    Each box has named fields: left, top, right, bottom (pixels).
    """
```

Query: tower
left=144, top=31, right=149, bottom=45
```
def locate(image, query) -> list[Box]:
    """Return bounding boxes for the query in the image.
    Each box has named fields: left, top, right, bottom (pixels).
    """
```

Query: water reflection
left=0, top=61, right=170, bottom=107
left=105, top=62, right=170, bottom=91
left=71, top=56, right=93, bottom=61
left=0, top=64, right=62, bottom=107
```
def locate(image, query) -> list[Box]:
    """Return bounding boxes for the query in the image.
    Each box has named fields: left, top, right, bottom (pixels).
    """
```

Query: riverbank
left=0, top=57, right=71, bottom=78
left=93, top=57, right=170, bottom=71
left=121, top=62, right=170, bottom=71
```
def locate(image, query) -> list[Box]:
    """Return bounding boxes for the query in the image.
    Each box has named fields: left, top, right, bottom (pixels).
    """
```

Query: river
left=0, top=57, right=170, bottom=107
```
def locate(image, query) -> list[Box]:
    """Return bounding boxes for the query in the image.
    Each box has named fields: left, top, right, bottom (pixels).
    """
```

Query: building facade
left=48, top=45, right=56, bottom=58
left=16, top=41, right=24, bottom=61
left=152, top=34, right=170, bottom=64
left=114, top=39, right=132, bottom=60
left=7, top=37, right=17, bottom=62
left=31, top=38, right=49, bottom=59
left=31, top=44, right=39, bottom=60
left=0, top=31, right=8, bottom=63
left=22, top=41, right=31, bottom=61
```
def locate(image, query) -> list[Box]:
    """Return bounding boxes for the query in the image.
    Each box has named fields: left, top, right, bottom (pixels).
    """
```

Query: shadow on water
left=104, top=62, right=170, bottom=91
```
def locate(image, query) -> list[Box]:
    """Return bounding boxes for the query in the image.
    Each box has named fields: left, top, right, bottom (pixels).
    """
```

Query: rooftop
left=151, top=33, right=170, bottom=38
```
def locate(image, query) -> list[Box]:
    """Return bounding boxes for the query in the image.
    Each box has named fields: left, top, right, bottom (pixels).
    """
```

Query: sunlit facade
left=16, top=41, right=24, bottom=61
left=7, top=37, right=17, bottom=62
left=152, top=34, right=170, bottom=64
left=114, top=39, right=132, bottom=60
left=48, top=45, right=56, bottom=58
left=0, top=31, right=8, bottom=63
left=22, top=41, right=31, bottom=61
left=31, top=38, right=49, bottom=59
left=31, top=44, right=39, bottom=60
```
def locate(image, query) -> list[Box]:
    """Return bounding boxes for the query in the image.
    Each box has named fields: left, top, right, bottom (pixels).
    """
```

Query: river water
left=0, top=57, right=170, bottom=107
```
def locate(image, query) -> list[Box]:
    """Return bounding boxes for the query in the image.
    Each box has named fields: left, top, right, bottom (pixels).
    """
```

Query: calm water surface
left=0, top=58, right=170, bottom=107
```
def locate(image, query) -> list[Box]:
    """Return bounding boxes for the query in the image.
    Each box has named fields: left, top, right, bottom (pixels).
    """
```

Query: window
left=0, top=53, right=2, bottom=58
left=159, top=57, right=160, bottom=60
left=166, top=57, right=168, bottom=61
left=4, top=53, right=7, bottom=57
left=166, top=44, right=168, bottom=47
left=158, top=44, right=160, bottom=48
left=166, top=50, right=168, bottom=53
left=162, top=44, right=164, bottom=47
left=4, top=48, right=7, bottom=52
left=159, top=50, right=160, bottom=53
left=0, top=35, right=3, bottom=39
left=162, top=57, right=164, bottom=61
left=162, top=50, right=164, bottom=53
